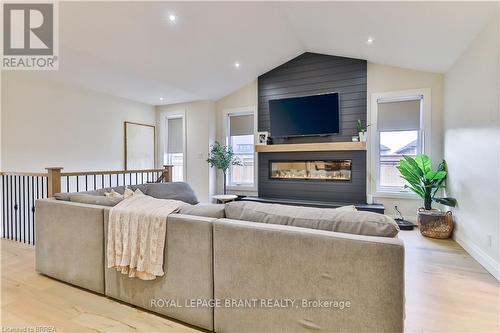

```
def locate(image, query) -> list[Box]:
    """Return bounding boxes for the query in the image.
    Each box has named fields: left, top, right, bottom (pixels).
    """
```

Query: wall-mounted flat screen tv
left=269, top=92, right=339, bottom=137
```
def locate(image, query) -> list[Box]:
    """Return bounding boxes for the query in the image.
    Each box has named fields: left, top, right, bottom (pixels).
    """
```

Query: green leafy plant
left=356, top=119, right=369, bottom=133
left=207, top=141, right=242, bottom=194
left=397, top=154, right=457, bottom=210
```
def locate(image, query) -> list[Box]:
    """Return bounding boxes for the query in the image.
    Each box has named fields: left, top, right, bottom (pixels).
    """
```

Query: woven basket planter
left=417, top=208, right=454, bottom=239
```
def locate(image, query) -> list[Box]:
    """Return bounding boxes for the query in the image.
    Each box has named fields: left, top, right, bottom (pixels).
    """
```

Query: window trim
left=162, top=111, right=187, bottom=182
left=222, top=106, right=257, bottom=191
left=369, top=88, right=432, bottom=198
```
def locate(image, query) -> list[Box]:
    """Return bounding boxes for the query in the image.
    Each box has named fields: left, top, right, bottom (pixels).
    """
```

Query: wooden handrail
left=0, top=165, right=174, bottom=197
left=61, top=168, right=164, bottom=177
left=0, top=171, right=47, bottom=177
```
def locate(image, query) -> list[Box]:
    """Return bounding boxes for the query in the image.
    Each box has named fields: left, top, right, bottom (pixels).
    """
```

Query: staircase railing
left=0, top=165, right=173, bottom=244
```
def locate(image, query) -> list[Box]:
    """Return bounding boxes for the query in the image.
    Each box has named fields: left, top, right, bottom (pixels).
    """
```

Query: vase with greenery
left=356, top=119, right=369, bottom=142
left=207, top=141, right=242, bottom=195
left=397, top=154, right=457, bottom=238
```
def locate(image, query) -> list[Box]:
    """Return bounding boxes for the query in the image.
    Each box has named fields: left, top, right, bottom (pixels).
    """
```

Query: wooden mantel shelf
left=255, top=141, right=366, bottom=153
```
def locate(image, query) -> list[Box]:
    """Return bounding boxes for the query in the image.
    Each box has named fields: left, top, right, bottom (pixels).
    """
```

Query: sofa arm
left=35, top=198, right=106, bottom=294
left=213, top=219, right=405, bottom=333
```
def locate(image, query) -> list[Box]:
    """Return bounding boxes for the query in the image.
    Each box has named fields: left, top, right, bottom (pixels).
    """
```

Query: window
left=376, top=97, right=423, bottom=192
left=226, top=112, right=255, bottom=188
left=164, top=116, right=184, bottom=182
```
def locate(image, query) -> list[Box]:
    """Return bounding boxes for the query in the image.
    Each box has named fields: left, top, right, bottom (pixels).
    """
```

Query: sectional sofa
left=35, top=183, right=405, bottom=333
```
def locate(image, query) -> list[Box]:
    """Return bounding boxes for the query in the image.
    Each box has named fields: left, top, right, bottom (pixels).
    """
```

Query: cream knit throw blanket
left=106, top=194, right=183, bottom=280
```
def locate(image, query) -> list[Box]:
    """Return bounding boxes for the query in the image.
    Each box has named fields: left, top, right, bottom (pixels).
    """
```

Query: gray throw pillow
left=69, top=194, right=122, bottom=207
left=143, top=182, right=199, bottom=205
left=225, top=201, right=399, bottom=237
left=179, top=204, right=226, bottom=218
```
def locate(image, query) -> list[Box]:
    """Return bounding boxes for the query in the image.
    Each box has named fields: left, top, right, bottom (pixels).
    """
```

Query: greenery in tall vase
left=396, top=154, right=457, bottom=210
left=207, top=141, right=242, bottom=195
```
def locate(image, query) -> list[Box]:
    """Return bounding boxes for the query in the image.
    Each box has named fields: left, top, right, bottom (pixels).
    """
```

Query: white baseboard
left=454, top=232, right=500, bottom=281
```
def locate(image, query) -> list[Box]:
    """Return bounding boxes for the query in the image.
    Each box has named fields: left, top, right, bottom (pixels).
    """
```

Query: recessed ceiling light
left=160, top=97, right=164, bottom=101
left=367, top=37, right=374, bottom=44
left=168, top=14, right=176, bottom=22
left=234, top=62, right=241, bottom=69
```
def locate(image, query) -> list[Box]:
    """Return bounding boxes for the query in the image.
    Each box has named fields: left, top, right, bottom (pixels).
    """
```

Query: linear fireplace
left=270, top=160, right=351, bottom=181
left=258, top=150, right=366, bottom=204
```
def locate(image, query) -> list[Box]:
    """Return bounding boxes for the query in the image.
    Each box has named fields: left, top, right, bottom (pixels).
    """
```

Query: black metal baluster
left=22, top=176, right=26, bottom=243
left=66, top=176, right=70, bottom=193
left=2, top=175, right=5, bottom=238
left=13, top=176, right=17, bottom=241
left=93, top=175, right=96, bottom=190
left=76, top=176, right=79, bottom=192
left=9, top=176, right=13, bottom=239
left=28, top=177, right=31, bottom=244
left=123, top=173, right=126, bottom=186
left=34, top=177, right=39, bottom=245
left=31, top=176, right=35, bottom=244
left=85, top=175, right=88, bottom=191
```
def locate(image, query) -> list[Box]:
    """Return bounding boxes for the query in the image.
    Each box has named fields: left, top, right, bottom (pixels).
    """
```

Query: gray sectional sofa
left=35, top=183, right=405, bottom=333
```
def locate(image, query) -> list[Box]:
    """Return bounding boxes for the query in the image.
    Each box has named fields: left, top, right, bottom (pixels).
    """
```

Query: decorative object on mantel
left=351, top=136, right=359, bottom=142
left=397, top=154, right=457, bottom=239
left=356, top=119, right=370, bottom=142
left=207, top=141, right=242, bottom=195
left=257, top=131, right=269, bottom=145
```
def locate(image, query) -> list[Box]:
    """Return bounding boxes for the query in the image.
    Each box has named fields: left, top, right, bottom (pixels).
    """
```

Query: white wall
left=1, top=72, right=155, bottom=172
left=444, top=12, right=499, bottom=280
left=156, top=100, right=216, bottom=203
left=215, top=81, right=258, bottom=195
left=367, top=63, right=445, bottom=221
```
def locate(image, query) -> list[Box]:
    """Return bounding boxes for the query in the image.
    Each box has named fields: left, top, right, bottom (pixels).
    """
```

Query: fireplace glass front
left=270, top=160, right=352, bottom=181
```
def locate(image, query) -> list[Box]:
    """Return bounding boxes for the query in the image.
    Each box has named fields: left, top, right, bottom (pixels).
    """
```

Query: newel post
left=46, top=167, right=63, bottom=197
left=162, top=165, right=173, bottom=182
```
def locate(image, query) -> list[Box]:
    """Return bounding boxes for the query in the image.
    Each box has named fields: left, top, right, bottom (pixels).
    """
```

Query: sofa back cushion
left=69, top=194, right=122, bottom=207
left=55, top=182, right=199, bottom=205
left=143, top=182, right=198, bottom=204
left=179, top=204, right=226, bottom=218
left=225, top=201, right=399, bottom=237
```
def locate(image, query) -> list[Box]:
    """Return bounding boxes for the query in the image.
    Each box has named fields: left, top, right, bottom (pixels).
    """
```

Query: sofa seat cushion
left=225, top=201, right=399, bottom=237
left=179, top=204, right=226, bottom=218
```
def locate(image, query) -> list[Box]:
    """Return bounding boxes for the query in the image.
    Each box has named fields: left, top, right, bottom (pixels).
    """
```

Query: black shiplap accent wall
left=258, top=52, right=367, bottom=144
left=257, top=52, right=368, bottom=203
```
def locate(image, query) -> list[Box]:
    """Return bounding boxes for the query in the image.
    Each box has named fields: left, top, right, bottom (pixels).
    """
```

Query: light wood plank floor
left=1, top=230, right=499, bottom=332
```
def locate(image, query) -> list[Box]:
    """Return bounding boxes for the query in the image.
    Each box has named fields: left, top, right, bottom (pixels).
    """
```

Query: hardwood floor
left=1, top=230, right=499, bottom=332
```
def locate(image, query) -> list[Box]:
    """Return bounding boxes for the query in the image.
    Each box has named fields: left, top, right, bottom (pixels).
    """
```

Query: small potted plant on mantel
left=397, top=154, right=457, bottom=239
left=207, top=141, right=242, bottom=195
left=356, top=119, right=369, bottom=142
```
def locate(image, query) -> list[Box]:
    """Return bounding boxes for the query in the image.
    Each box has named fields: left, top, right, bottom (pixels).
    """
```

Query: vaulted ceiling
left=30, top=1, right=497, bottom=105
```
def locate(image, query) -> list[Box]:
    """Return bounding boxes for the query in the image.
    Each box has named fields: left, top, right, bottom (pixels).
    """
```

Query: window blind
left=229, top=114, right=254, bottom=136
left=377, top=99, right=421, bottom=131
left=167, top=117, right=183, bottom=154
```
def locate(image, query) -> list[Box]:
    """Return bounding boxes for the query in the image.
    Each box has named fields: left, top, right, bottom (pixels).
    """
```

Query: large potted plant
left=207, top=141, right=242, bottom=195
left=397, top=154, right=457, bottom=238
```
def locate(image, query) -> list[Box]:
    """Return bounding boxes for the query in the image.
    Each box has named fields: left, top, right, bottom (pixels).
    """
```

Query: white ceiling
left=33, top=1, right=496, bottom=105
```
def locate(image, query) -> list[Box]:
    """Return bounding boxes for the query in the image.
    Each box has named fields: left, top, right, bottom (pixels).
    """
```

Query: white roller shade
left=230, top=114, right=254, bottom=136
left=167, top=117, right=183, bottom=154
left=377, top=99, right=421, bottom=131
